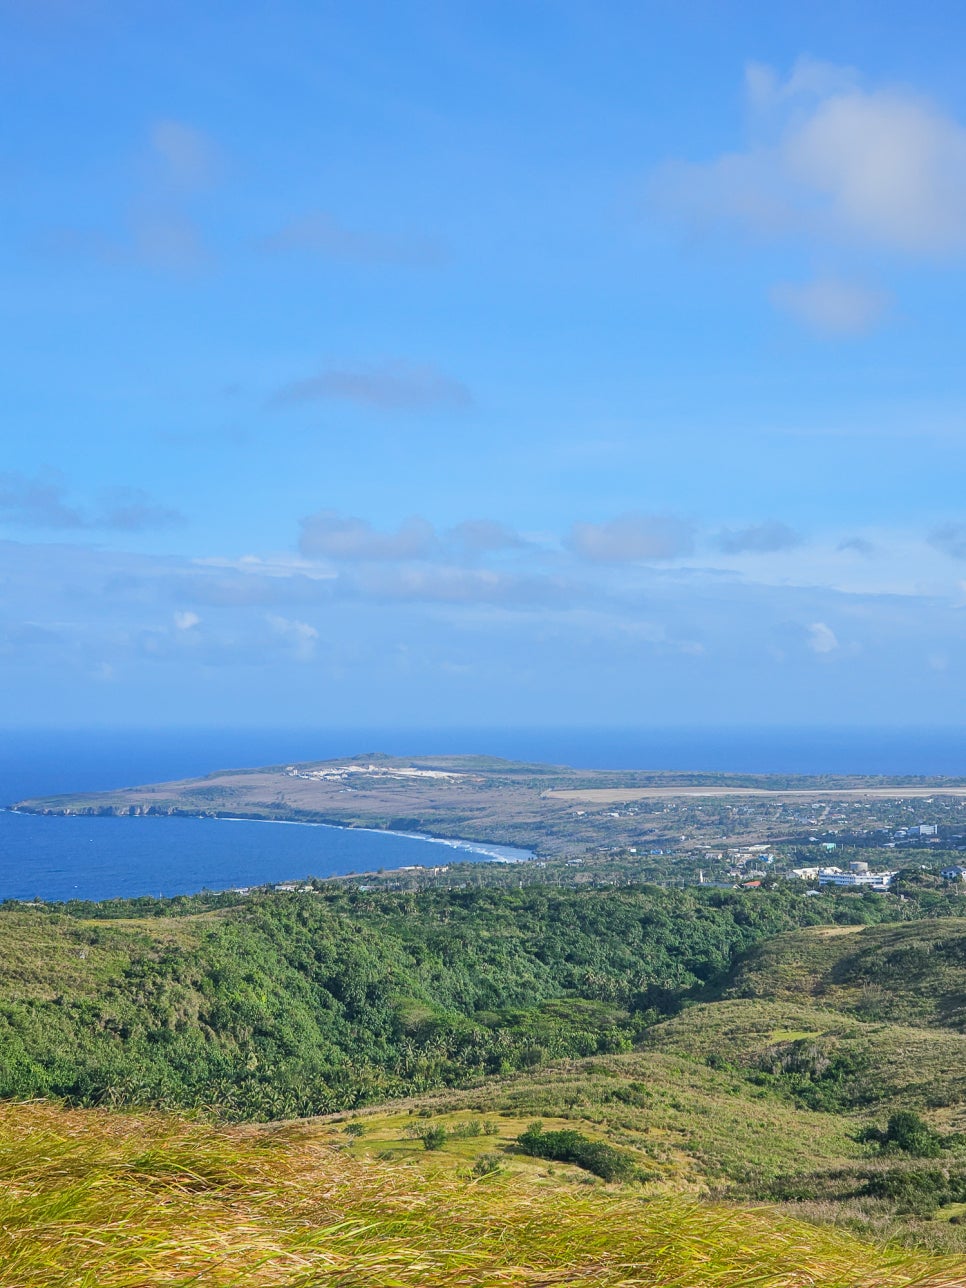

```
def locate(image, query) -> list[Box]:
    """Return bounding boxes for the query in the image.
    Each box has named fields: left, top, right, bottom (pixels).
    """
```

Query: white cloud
left=771, top=277, right=891, bottom=335
left=786, top=89, right=966, bottom=254
left=267, top=614, right=319, bottom=661
left=652, top=58, right=966, bottom=256
left=173, top=610, right=200, bottom=630
left=807, top=621, right=839, bottom=653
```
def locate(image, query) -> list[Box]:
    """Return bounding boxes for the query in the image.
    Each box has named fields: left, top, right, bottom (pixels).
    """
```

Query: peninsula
left=13, top=753, right=966, bottom=861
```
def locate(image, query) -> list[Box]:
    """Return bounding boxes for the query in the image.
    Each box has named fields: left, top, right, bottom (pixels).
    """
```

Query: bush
left=861, top=1164, right=966, bottom=1217
left=882, top=1111, right=945, bottom=1157
left=450, top=1119, right=482, bottom=1140
left=863, top=1167, right=947, bottom=1217
left=517, top=1121, right=638, bottom=1182
left=420, top=1125, right=448, bottom=1151
left=471, top=1151, right=503, bottom=1177
left=861, top=1110, right=946, bottom=1158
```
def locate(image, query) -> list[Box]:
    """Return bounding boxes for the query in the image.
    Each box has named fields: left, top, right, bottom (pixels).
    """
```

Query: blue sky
left=3, top=0, right=966, bottom=728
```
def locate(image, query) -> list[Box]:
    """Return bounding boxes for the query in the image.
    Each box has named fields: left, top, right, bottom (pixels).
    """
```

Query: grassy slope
left=718, top=920, right=966, bottom=1030
left=646, top=998, right=966, bottom=1126
left=5, top=902, right=966, bottom=1272
left=352, top=1048, right=862, bottom=1186
left=1, top=1100, right=961, bottom=1288
left=0, top=911, right=205, bottom=1001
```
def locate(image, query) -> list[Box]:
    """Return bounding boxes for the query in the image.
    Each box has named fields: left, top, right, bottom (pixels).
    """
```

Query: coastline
left=211, top=814, right=533, bottom=864
left=0, top=808, right=534, bottom=903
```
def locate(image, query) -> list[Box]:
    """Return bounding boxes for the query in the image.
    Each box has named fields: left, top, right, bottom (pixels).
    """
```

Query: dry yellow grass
left=0, top=1101, right=963, bottom=1287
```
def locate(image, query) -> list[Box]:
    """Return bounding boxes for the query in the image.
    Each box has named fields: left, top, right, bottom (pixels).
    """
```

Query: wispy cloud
left=273, top=361, right=471, bottom=412
left=342, top=565, right=578, bottom=608
left=262, top=212, right=442, bottom=265
left=298, top=511, right=436, bottom=561
left=447, top=519, right=528, bottom=555
left=771, top=277, right=891, bottom=336
left=149, top=119, right=222, bottom=190
left=266, top=613, right=319, bottom=661
left=0, top=473, right=182, bottom=532
left=0, top=472, right=86, bottom=529
left=567, top=513, right=695, bottom=562
left=837, top=536, right=876, bottom=556
left=807, top=621, right=839, bottom=653
left=714, top=520, right=802, bottom=554
left=38, top=119, right=218, bottom=273
left=929, top=522, right=966, bottom=559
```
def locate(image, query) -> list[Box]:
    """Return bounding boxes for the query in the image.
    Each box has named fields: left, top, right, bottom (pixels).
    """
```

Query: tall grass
left=0, top=1101, right=962, bottom=1287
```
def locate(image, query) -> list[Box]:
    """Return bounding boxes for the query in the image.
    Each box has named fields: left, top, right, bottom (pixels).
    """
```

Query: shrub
left=450, top=1119, right=482, bottom=1140
left=420, top=1125, right=448, bottom=1151
left=861, top=1110, right=946, bottom=1158
left=882, top=1111, right=945, bottom=1158
left=517, top=1121, right=638, bottom=1182
left=863, top=1167, right=947, bottom=1217
left=470, top=1151, right=503, bottom=1177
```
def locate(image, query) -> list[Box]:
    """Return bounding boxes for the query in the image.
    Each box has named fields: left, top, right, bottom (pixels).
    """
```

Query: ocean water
left=1, top=726, right=964, bottom=902
left=0, top=729, right=543, bottom=903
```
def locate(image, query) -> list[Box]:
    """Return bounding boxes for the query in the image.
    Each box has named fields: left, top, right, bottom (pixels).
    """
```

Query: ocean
left=1, top=726, right=964, bottom=902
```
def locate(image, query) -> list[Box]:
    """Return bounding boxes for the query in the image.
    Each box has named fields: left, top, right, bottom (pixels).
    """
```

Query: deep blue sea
left=1, top=726, right=965, bottom=902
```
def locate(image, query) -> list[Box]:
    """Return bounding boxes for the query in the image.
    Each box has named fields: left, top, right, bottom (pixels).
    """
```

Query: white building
left=940, top=865, right=966, bottom=881
left=818, top=869, right=895, bottom=890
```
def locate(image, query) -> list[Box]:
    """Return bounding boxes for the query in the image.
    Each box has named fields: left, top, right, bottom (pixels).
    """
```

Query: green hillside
left=646, top=998, right=966, bottom=1118
left=5, top=886, right=966, bottom=1268
left=718, top=920, right=966, bottom=1029
left=0, top=884, right=901, bottom=1119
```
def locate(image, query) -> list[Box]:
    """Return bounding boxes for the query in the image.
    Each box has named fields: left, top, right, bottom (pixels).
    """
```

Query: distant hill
left=14, top=751, right=966, bottom=856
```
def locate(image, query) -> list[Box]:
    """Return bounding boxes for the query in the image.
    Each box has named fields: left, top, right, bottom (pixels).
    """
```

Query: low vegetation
left=0, top=1099, right=961, bottom=1288
left=5, top=886, right=966, bottom=1274
left=517, top=1119, right=640, bottom=1181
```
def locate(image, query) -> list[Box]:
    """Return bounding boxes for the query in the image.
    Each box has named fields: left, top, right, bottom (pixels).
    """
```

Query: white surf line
left=211, top=814, right=533, bottom=862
